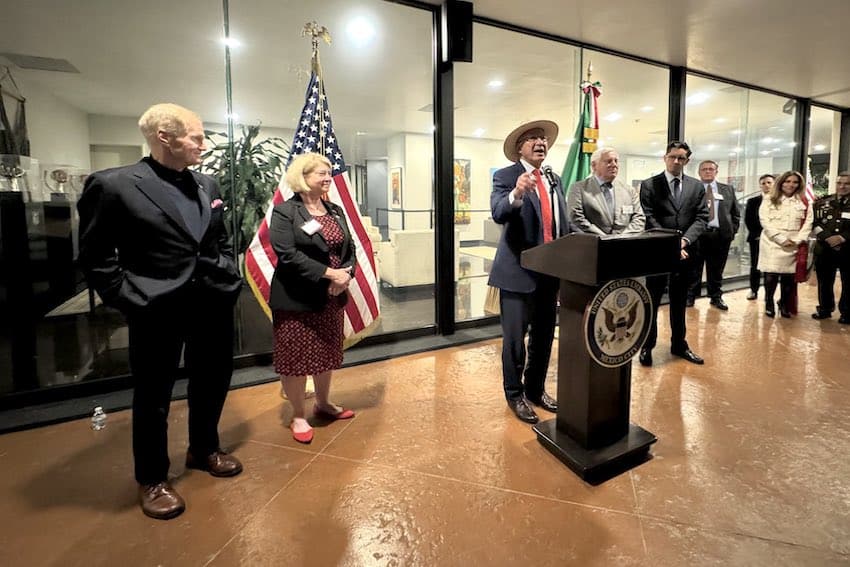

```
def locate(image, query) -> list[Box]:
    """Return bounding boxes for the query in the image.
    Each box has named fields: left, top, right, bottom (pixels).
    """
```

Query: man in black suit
left=686, top=160, right=741, bottom=310
left=78, top=103, right=243, bottom=520
left=743, top=174, right=775, bottom=300
left=639, top=141, right=708, bottom=366
left=489, top=120, right=572, bottom=423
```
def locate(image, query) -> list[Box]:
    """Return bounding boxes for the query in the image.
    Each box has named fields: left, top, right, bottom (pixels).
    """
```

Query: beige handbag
left=484, top=285, right=501, bottom=315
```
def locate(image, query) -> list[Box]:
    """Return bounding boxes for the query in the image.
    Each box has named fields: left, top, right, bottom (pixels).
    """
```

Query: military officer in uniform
left=811, top=171, right=850, bottom=324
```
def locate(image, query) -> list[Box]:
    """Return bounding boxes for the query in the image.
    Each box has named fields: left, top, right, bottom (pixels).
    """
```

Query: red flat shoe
left=290, top=423, right=313, bottom=444
left=314, top=405, right=355, bottom=420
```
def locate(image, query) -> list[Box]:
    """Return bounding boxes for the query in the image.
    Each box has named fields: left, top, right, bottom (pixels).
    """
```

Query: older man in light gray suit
left=567, top=147, right=645, bottom=235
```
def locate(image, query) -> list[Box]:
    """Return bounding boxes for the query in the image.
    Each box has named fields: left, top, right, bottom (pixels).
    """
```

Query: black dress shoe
left=671, top=348, right=704, bottom=365
left=685, top=297, right=695, bottom=307
left=811, top=311, right=832, bottom=320
left=508, top=398, right=539, bottom=424
left=527, top=391, right=558, bottom=413
left=765, top=300, right=775, bottom=318
left=839, top=315, right=850, bottom=325
left=638, top=348, right=652, bottom=367
left=710, top=298, right=729, bottom=311
left=780, top=306, right=791, bottom=318
left=746, top=291, right=757, bottom=300
left=186, top=450, right=243, bottom=478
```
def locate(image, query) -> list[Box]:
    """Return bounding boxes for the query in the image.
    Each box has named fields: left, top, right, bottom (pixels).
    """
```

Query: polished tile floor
left=1, top=283, right=848, bottom=566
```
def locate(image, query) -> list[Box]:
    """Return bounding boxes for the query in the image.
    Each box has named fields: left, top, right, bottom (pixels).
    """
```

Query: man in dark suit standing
left=78, top=103, right=244, bottom=520
left=639, top=141, right=708, bottom=366
left=686, top=160, right=741, bottom=310
left=489, top=120, right=572, bottom=423
left=811, top=171, right=850, bottom=324
left=743, top=174, right=775, bottom=300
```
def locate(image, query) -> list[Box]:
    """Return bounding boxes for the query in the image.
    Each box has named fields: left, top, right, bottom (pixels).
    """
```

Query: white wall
left=14, top=76, right=90, bottom=169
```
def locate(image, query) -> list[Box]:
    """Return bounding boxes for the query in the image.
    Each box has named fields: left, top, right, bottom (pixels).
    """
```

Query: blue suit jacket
left=488, top=162, right=572, bottom=293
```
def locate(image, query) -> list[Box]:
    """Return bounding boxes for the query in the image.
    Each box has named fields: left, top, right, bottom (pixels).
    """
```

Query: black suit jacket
left=706, top=182, right=740, bottom=240
left=268, top=194, right=356, bottom=312
left=744, top=194, right=763, bottom=242
left=77, top=159, right=242, bottom=314
left=640, top=173, right=709, bottom=246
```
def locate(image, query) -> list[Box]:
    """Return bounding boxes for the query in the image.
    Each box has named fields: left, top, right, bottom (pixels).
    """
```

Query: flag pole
left=302, top=22, right=331, bottom=158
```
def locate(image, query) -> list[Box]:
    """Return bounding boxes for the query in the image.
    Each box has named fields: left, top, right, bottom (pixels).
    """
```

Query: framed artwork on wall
left=390, top=166, right=403, bottom=209
left=454, top=158, right=471, bottom=224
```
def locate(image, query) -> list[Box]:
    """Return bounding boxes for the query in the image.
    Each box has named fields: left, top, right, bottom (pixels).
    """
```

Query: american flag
left=804, top=157, right=816, bottom=203
left=245, top=70, right=380, bottom=343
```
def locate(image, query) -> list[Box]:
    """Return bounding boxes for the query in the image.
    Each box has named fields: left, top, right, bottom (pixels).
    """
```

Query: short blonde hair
left=138, top=103, right=201, bottom=145
left=285, top=152, right=332, bottom=193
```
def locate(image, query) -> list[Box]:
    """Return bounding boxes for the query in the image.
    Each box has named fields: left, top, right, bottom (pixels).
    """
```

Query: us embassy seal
left=583, top=278, right=652, bottom=368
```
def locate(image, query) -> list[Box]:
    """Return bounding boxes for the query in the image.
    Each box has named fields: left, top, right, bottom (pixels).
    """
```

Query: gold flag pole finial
left=586, top=61, right=593, bottom=82
left=301, top=22, right=332, bottom=157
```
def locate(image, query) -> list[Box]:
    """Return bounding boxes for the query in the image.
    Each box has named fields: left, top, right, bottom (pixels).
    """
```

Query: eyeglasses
left=665, top=155, right=689, bottom=162
left=520, top=135, right=548, bottom=144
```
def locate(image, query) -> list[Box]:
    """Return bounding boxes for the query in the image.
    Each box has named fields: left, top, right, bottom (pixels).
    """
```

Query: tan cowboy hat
left=502, top=120, right=559, bottom=162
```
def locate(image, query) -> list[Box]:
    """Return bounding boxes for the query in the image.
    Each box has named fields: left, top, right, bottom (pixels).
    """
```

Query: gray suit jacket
left=567, top=176, right=645, bottom=235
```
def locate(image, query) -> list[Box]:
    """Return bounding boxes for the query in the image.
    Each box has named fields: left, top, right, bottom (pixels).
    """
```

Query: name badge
left=714, top=193, right=724, bottom=200
left=842, top=212, right=850, bottom=220
left=301, top=218, right=323, bottom=235
left=621, top=205, right=634, bottom=214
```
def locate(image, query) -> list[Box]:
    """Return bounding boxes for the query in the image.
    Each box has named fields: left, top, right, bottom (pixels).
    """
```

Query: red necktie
left=533, top=169, right=553, bottom=243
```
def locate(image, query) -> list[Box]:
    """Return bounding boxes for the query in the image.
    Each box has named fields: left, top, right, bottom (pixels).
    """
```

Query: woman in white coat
left=757, top=170, right=813, bottom=317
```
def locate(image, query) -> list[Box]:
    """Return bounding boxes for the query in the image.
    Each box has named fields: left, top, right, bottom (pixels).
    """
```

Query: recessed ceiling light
left=712, top=117, right=727, bottom=124
left=814, top=144, right=826, bottom=151
left=488, top=79, right=504, bottom=89
left=730, top=129, right=742, bottom=136
left=728, top=151, right=737, bottom=156
left=707, top=144, right=717, bottom=150
left=650, top=141, right=659, bottom=146
left=761, top=137, right=774, bottom=144
left=604, top=112, right=622, bottom=122
left=221, top=37, right=241, bottom=48
left=772, top=147, right=781, bottom=152
left=732, top=147, right=743, bottom=153
left=473, top=128, right=485, bottom=137
left=347, top=16, right=376, bottom=46
left=760, top=150, right=770, bottom=155
left=356, top=131, right=367, bottom=136
left=686, top=92, right=710, bottom=105
left=640, top=106, right=654, bottom=113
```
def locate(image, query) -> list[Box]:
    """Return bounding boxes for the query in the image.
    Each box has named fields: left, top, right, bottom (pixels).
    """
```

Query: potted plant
left=200, top=123, right=289, bottom=256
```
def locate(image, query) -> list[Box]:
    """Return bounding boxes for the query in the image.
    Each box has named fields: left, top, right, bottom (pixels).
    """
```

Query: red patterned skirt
left=273, top=302, right=344, bottom=376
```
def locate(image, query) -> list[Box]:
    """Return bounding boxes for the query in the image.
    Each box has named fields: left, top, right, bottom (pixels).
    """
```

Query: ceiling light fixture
left=488, top=79, right=504, bottom=89
left=640, top=106, right=654, bottom=112
left=347, top=16, right=377, bottom=46
left=712, top=117, right=727, bottom=124
left=473, top=128, right=485, bottom=137
left=686, top=92, right=710, bottom=105
left=814, top=144, right=826, bottom=151
left=604, top=112, right=622, bottom=122
left=221, top=37, right=241, bottom=48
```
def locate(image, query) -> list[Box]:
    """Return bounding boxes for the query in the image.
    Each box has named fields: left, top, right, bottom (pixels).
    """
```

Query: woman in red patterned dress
left=269, top=153, right=357, bottom=443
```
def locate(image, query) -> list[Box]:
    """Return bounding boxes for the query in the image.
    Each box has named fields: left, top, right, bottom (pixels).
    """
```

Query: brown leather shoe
left=185, top=450, right=243, bottom=478
left=139, top=482, right=185, bottom=520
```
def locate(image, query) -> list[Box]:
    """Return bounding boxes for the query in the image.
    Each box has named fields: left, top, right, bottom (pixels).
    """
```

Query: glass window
left=0, top=0, right=227, bottom=396
left=808, top=105, right=842, bottom=197
left=684, top=75, right=796, bottom=281
left=229, top=0, right=435, bottom=348
left=452, top=24, right=580, bottom=322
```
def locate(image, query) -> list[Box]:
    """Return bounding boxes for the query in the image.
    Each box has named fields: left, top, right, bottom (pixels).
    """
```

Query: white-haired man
left=78, top=103, right=243, bottom=520
left=567, top=147, right=645, bottom=235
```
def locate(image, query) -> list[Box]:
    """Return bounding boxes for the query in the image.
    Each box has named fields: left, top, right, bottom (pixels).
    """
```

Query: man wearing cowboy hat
left=489, top=119, right=573, bottom=424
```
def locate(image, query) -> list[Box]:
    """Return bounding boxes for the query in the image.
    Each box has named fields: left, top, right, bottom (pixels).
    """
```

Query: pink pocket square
left=211, top=198, right=224, bottom=209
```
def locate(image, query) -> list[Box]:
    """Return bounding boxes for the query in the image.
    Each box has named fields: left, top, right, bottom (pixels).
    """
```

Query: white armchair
left=377, top=229, right=460, bottom=287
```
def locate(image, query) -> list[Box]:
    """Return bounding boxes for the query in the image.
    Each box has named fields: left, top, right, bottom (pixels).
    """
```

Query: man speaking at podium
left=489, top=120, right=573, bottom=424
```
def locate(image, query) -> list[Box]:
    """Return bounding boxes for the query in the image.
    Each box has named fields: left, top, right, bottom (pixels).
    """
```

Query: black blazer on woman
left=268, top=194, right=356, bottom=312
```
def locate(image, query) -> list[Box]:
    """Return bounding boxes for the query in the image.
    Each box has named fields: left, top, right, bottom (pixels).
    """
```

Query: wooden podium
left=521, top=230, right=680, bottom=483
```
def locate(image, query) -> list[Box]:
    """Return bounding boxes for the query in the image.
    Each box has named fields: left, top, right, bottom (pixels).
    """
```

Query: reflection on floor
left=1, top=285, right=848, bottom=565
